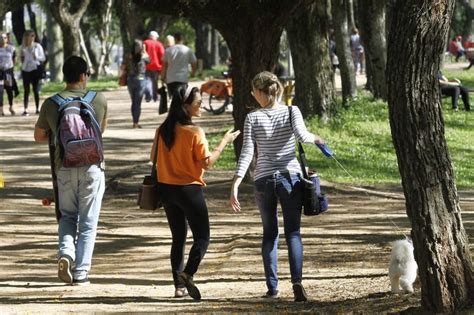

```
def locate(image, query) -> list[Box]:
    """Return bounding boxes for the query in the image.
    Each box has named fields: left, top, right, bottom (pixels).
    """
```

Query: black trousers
left=158, top=183, right=210, bottom=288
left=22, top=69, right=41, bottom=110
left=166, top=82, right=186, bottom=102
left=441, top=85, right=471, bottom=111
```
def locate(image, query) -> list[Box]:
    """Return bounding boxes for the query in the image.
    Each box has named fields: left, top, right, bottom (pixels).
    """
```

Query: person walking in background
left=0, top=32, right=16, bottom=116
left=143, top=31, right=165, bottom=102
left=350, top=27, right=364, bottom=75
left=34, top=56, right=108, bottom=286
left=5, top=32, right=19, bottom=98
left=162, top=32, right=197, bottom=99
left=20, top=30, right=45, bottom=116
left=438, top=71, right=471, bottom=111
left=230, top=71, right=325, bottom=302
left=152, top=85, right=239, bottom=300
left=165, top=35, right=175, bottom=48
left=125, top=39, right=150, bottom=128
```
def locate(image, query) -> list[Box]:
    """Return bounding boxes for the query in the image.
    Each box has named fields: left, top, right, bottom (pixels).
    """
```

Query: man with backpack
left=34, top=56, right=108, bottom=286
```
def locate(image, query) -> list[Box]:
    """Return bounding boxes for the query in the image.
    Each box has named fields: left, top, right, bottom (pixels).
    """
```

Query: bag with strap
left=137, top=131, right=163, bottom=210
left=288, top=106, right=328, bottom=216
left=51, top=91, right=104, bottom=168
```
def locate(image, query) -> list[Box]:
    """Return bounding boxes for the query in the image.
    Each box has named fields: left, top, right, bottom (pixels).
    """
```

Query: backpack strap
left=50, top=93, right=67, bottom=107
left=82, top=91, right=97, bottom=104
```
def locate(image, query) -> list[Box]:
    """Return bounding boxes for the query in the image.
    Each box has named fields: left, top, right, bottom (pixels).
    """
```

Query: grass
left=207, top=90, right=474, bottom=188
left=39, top=76, right=120, bottom=96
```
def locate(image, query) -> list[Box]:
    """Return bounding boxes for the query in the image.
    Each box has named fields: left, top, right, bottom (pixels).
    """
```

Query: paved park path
left=0, top=79, right=473, bottom=313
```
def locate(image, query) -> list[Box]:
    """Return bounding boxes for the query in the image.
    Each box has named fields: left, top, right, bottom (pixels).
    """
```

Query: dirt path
left=1, top=84, right=473, bottom=313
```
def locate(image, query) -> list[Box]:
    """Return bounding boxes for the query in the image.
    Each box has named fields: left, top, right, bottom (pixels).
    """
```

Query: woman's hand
left=223, top=129, right=241, bottom=144
left=314, top=135, right=325, bottom=145
left=230, top=176, right=243, bottom=213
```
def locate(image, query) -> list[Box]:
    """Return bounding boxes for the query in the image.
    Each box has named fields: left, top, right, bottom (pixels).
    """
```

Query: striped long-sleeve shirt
left=235, top=104, right=316, bottom=180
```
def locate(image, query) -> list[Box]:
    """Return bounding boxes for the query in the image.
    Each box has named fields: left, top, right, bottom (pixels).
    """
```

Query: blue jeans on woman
left=57, top=164, right=105, bottom=281
left=127, top=75, right=150, bottom=124
left=254, top=171, right=304, bottom=295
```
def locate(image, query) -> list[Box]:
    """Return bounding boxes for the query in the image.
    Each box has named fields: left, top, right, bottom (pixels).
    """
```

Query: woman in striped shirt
left=230, top=71, right=324, bottom=302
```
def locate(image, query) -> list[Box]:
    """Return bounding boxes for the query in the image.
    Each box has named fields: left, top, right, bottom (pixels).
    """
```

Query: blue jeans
left=57, top=164, right=105, bottom=280
left=254, top=172, right=303, bottom=294
left=127, top=75, right=151, bottom=124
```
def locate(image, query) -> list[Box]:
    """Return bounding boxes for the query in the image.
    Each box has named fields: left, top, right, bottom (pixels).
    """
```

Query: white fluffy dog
left=388, top=239, right=418, bottom=293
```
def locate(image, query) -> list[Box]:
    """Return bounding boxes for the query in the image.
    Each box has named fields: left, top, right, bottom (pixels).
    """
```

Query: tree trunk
left=11, top=8, right=25, bottom=46
left=211, top=28, right=220, bottom=66
left=50, top=0, right=91, bottom=58
left=26, top=4, right=38, bottom=38
left=97, top=0, right=114, bottom=76
left=287, top=0, right=335, bottom=120
left=386, top=0, right=474, bottom=312
left=46, top=2, right=63, bottom=81
left=332, top=0, right=357, bottom=105
left=358, top=0, right=387, bottom=100
left=192, top=20, right=213, bottom=70
left=117, top=0, right=138, bottom=61
left=347, top=0, right=356, bottom=30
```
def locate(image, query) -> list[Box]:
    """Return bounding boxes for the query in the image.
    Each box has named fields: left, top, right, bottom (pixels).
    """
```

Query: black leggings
left=0, top=68, right=14, bottom=107
left=22, top=69, right=40, bottom=111
left=0, top=84, right=13, bottom=107
left=158, top=183, right=210, bottom=288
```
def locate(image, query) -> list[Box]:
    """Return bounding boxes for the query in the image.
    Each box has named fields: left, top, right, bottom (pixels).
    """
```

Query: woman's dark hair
left=160, top=85, right=199, bottom=150
left=132, top=39, right=143, bottom=63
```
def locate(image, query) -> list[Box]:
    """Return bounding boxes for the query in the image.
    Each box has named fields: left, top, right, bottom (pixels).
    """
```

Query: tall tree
left=358, top=0, right=387, bottom=100
left=191, top=20, right=213, bottom=70
left=287, top=0, right=335, bottom=119
left=386, top=0, right=474, bottom=312
left=117, top=0, right=139, bottom=61
left=50, top=0, right=91, bottom=58
left=331, top=0, right=357, bottom=105
left=11, top=8, right=25, bottom=45
left=45, top=1, right=63, bottom=81
left=135, top=0, right=305, bottom=157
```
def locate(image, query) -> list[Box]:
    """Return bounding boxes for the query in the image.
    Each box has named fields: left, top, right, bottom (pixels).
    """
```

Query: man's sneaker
left=58, top=256, right=73, bottom=284
left=174, top=287, right=188, bottom=298
left=178, top=272, right=201, bottom=300
left=73, top=277, right=90, bottom=286
left=293, top=283, right=308, bottom=302
left=261, top=289, right=279, bottom=299
left=22, top=111, right=29, bottom=116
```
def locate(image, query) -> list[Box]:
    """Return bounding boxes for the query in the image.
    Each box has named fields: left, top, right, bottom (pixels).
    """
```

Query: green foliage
left=207, top=91, right=474, bottom=188
left=163, top=18, right=195, bottom=50
left=39, top=77, right=119, bottom=96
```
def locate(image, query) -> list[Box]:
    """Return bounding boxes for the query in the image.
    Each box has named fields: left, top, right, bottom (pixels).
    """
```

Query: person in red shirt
left=144, top=31, right=165, bottom=102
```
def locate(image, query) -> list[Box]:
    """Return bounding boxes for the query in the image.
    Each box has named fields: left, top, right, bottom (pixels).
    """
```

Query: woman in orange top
left=151, top=85, right=240, bottom=300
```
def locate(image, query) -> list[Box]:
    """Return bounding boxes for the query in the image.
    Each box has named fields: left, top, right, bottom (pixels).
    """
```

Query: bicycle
left=200, top=71, right=233, bottom=115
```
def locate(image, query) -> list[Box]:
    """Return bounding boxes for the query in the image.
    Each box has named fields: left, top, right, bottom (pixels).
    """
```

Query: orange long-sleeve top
left=150, top=125, right=211, bottom=186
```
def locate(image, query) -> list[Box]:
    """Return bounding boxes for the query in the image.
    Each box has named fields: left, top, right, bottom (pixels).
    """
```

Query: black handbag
left=288, top=106, right=328, bottom=216
left=137, top=134, right=163, bottom=210
left=158, top=85, right=168, bottom=114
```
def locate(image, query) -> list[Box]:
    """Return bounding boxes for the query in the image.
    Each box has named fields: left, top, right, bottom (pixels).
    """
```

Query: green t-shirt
left=35, top=88, right=108, bottom=171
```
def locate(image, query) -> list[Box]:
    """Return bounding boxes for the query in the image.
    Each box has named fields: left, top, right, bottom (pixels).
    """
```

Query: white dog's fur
left=388, top=239, right=418, bottom=293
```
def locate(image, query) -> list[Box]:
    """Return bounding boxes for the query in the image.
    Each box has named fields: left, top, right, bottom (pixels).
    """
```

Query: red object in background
left=42, top=197, right=54, bottom=206
left=465, top=41, right=474, bottom=49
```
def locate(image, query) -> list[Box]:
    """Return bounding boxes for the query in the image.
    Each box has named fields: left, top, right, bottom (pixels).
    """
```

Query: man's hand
left=34, top=127, right=48, bottom=142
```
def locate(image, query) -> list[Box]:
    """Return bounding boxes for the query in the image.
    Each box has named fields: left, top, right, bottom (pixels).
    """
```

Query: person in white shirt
left=162, top=32, right=197, bottom=100
left=20, top=30, right=45, bottom=116
left=0, top=32, right=16, bottom=116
